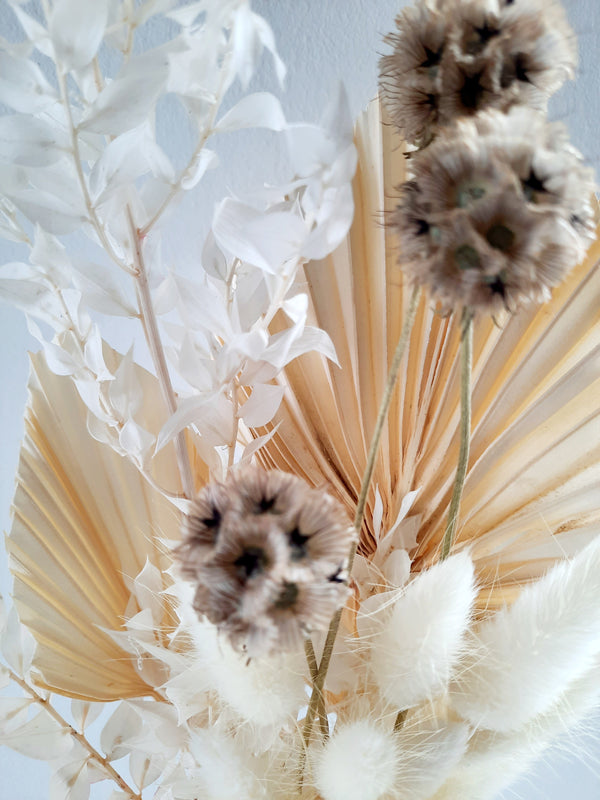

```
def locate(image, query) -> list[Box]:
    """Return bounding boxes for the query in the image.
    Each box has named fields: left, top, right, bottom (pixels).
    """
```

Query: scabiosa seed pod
left=176, top=467, right=355, bottom=657
left=379, top=0, right=577, bottom=147
left=393, top=107, right=595, bottom=314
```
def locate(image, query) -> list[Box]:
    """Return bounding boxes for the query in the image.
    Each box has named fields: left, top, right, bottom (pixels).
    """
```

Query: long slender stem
left=440, top=308, right=473, bottom=561
left=302, top=285, right=421, bottom=749
left=55, top=70, right=134, bottom=275
left=304, top=640, right=329, bottom=738
left=126, top=207, right=194, bottom=498
left=8, top=670, right=140, bottom=800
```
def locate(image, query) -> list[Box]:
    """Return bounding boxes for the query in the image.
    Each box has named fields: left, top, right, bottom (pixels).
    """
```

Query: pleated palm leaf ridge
left=6, top=346, right=185, bottom=700
left=256, top=98, right=600, bottom=610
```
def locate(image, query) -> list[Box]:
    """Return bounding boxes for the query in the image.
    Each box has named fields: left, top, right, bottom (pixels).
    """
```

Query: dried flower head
left=393, top=107, right=595, bottom=313
left=379, top=0, right=577, bottom=146
left=176, top=467, right=354, bottom=656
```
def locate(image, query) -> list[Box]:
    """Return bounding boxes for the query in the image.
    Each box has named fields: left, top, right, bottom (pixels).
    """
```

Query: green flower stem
left=304, top=639, right=329, bottom=738
left=302, top=285, right=421, bottom=751
left=440, top=308, right=473, bottom=561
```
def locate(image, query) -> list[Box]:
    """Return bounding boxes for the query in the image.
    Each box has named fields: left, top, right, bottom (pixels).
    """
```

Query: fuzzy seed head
left=393, top=107, right=595, bottom=314
left=379, top=0, right=577, bottom=146
left=176, top=467, right=354, bottom=657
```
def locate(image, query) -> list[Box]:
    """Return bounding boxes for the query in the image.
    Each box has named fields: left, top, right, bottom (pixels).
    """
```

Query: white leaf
left=119, top=420, right=155, bottom=464
left=241, top=421, right=281, bottom=463
left=286, top=325, right=339, bottom=366
left=0, top=115, right=67, bottom=167
left=369, top=552, right=477, bottom=710
left=90, top=122, right=174, bottom=203
left=80, top=50, right=170, bottom=135
left=109, top=347, right=143, bottom=418
left=101, top=702, right=143, bottom=760
left=240, top=383, right=285, bottom=428
left=30, top=227, right=72, bottom=288
left=132, top=560, right=164, bottom=626
left=74, top=378, right=113, bottom=423
left=84, top=325, right=113, bottom=381
left=451, top=535, right=600, bottom=732
left=0, top=711, right=72, bottom=759
left=172, top=273, right=232, bottom=339
left=10, top=7, right=54, bottom=58
left=213, top=199, right=306, bottom=274
left=0, top=698, right=33, bottom=734
left=301, top=183, right=355, bottom=260
left=50, top=0, right=109, bottom=70
left=201, top=230, right=229, bottom=281
left=180, top=148, right=218, bottom=191
left=130, top=750, right=164, bottom=790
left=0, top=608, right=36, bottom=676
left=50, top=757, right=93, bottom=800
left=11, top=190, right=86, bottom=235
left=155, top=393, right=213, bottom=453
left=70, top=700, right=103, bottom=732
left=229, top=5, right=286, bottom=89
left=0, top=52, right=55, bottom=112
left=72, top=262, right=137, bottom=317
left=42, top=340, right=82, bottom=376
left=215, top=93, right=286, bottom=133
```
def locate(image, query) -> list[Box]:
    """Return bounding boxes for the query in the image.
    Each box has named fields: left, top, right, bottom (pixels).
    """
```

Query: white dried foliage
left=368, top=552, right=477, bottom=710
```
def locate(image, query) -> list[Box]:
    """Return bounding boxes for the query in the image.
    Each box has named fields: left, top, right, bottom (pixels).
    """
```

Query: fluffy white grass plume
left=186, top=618, right=306, bottom=731
left=438, top=659, right=600, bottom=800
left=368, top=552, right=477, bottom=709
left=395, top=721, right=470, bottom=800
left=188, top=727, right=268, bottom=800
left=451, top=534, right=600, bottom=732
left=312, top=719, right=400, bottom=800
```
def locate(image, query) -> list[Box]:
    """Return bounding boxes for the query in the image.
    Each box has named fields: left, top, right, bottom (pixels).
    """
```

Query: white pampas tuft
left=451, top=535, right=600, bottom=732
left=396, top=721, right=470, bottom=800
left=188, top=727, right=267, bottom=800
left=368, top=552, right=477, bottom=709
left=313, top=719, right=400, bottom=800
left=187, top=618, right=306, bottom=731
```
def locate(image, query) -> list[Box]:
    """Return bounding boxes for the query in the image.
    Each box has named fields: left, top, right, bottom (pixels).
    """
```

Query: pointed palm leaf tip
left=256, top=98, right=600, bottom=611
left=6, top=348, right=187, bottom=700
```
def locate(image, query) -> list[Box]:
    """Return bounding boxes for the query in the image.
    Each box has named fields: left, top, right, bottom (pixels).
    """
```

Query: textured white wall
left=1, top=0, right=599, bottom=797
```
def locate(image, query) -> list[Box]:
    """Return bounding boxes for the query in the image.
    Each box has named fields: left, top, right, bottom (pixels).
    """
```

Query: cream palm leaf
left=257, top=98, right=600, bottom=610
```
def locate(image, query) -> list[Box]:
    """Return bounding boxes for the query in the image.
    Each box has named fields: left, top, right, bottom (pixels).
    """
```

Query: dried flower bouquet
left=1, top=1, right=600, bottom=799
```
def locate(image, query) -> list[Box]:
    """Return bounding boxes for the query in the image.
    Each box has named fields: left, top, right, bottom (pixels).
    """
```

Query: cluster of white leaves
left=0, top=0, right=356, bottom=497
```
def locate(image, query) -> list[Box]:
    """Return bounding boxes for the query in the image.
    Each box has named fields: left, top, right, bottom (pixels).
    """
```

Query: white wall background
left=1, top=0, right=600, bottom=797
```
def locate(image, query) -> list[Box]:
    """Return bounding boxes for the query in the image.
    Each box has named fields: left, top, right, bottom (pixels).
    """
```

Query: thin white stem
left=440, top=308, right=473, bottom=560
left=126, top=206, right=195, bottom=499
left=140, top=49, right=231, bottom=235
left=55, top=70, right=134, bottom=275
left=8, top=670, right=141, bottom=800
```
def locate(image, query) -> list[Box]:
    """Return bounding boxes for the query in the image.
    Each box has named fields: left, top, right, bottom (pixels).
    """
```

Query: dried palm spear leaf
left=256, top=98, right=600, bottom=611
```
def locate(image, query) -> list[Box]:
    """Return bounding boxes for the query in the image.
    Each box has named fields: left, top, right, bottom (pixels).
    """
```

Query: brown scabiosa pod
left=393, top=107, right=595, bottom=313
left=176, top=467, right=354, bottom=656
left=379, top=0, right=577, bottom=146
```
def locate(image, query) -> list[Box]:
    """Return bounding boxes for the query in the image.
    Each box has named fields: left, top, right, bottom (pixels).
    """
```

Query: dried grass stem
left=440, top=308, right=473, bottom=560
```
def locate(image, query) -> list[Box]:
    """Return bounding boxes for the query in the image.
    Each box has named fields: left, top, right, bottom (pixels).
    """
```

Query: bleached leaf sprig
left=0, top=0, right=355, bottom=490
